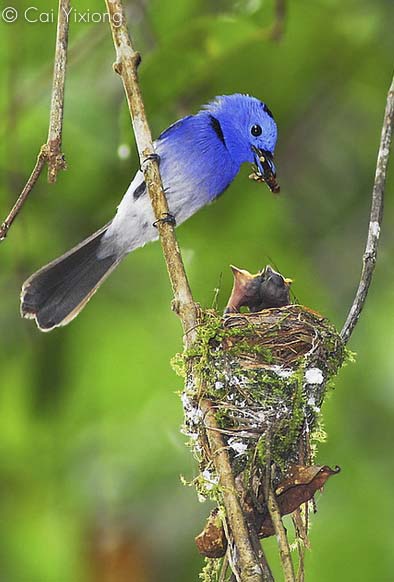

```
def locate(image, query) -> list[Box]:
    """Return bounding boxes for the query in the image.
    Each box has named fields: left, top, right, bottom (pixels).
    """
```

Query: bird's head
left=224, top=264, right=292, bottom=314
left=259, top=265, right=292, bottom=308
left=205, top=94, right=279, bottom=192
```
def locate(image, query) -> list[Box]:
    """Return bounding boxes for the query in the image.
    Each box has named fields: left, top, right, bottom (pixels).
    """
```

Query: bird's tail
left=21, top=224, right=121, bottom=331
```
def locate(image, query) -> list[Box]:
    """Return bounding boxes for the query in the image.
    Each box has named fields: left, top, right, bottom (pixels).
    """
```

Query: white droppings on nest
left=230, top=376, right=241, bottom=386
left=271, top=365, right=294, bottom=379
left=215, top=381, right=224, bottom=390
left=180, top=425, right=200, bottom=441
left=228, top=437, right=249, bottom=456
left=202, top=469, right=219, bottom=490
left=185, top=379, right=194, bottom=391
left=257, top=410, right=267, bottom=422
left=181, top=392, right=202, bottom=425
left=307, top=395, right=321, bottom=414
left=305, top=367, right=324, bottom=385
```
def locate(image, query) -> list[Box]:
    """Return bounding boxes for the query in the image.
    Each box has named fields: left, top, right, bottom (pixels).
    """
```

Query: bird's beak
left=230, top=265, right=255, bottom=284
left=251, top=146, right=280, bottom=194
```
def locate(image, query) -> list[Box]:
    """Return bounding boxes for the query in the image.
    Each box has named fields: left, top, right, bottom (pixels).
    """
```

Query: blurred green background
left=1, top=0, right=393, bottom=580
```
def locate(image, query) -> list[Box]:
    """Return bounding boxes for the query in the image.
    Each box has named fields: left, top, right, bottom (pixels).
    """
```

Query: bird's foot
left=153, top=212, right=176, bottom=228
left=142, top=153, right=161, bottom=167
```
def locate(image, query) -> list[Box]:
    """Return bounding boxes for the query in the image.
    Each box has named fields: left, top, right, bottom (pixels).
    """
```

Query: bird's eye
left=251, top=124, right=262, bottom=137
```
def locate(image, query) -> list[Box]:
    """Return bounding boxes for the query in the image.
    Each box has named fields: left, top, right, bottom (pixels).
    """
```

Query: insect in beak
left=250, top=146, right=280, bottom=194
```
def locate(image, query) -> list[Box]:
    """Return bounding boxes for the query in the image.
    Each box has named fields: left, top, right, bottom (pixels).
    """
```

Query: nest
left=222, top=304, right=342, bottom=370
left=182, top=304, right=345, bottom=479
left=179, top=304, right=346, bottom=559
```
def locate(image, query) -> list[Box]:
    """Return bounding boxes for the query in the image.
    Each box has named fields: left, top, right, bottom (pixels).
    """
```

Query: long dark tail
left=21, top=225, right=121, bottom=331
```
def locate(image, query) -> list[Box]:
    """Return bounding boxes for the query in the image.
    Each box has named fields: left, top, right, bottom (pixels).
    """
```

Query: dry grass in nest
left=222, top=304, right=343, bottom=372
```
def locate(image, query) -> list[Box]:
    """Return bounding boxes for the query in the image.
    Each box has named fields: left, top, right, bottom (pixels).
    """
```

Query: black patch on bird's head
left=209, top=114, right=226, bottom=146
left=260, top=102, right=274, bottom=120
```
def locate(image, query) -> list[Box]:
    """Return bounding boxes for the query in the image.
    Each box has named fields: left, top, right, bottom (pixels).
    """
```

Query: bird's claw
left=142, top=153, right=161, bottom=167
left=153, top=212, right=176, bottom=228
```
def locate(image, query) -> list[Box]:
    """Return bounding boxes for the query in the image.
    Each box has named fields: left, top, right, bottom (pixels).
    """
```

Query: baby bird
left=224, top=265, right=292, bottom=314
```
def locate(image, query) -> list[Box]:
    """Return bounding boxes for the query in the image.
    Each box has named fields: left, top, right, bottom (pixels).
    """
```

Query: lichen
left=199, top=557, right=222, bottom=582
left=175, top=306, right=344, bottom=457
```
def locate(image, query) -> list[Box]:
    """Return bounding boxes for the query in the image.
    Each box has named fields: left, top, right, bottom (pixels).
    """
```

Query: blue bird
left=21, top=93, right=279, bottom=331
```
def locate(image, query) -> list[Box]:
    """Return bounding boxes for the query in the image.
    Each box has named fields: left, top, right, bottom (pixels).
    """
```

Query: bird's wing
left=100, top=170, right=158, bottom=256
left=157, top=116, right=193, bottom=141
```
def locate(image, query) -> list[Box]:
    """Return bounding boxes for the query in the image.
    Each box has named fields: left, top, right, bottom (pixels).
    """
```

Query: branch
left=202, top=401, right=265, bottom=582
left=341, top=73, right=394, bottom=344
left=104, top=2, right=266, bottom=579
left=265, top=462, right=295, bottom=582
left=46, top=0, right=69, bottom=183
left=266, top=486, right=295, bottom=582
left=0, top=0, right=69, bottom=242
left=104, top=0, right=197, bottom=340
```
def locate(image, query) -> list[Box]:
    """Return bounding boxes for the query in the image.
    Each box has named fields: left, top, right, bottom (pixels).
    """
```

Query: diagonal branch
left=104, top=0, right=196, bottom=340
left=103, top=2, right=266, bottom=580
left=341, top=73, right=394, bottom=344
left=202, top=401, right=265, bottom=582
left=0, top=0, right=69, bottom=242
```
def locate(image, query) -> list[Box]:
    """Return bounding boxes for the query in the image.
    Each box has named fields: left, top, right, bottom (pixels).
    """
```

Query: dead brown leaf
left=260, top=465, right=340, bottom=537
left=195, top=508, right=228, bottom=558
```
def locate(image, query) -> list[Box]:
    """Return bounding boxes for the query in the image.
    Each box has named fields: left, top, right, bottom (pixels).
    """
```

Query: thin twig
left=264, top=444, right=295, bottom=582
left=341, top=73, right=394, bottom=344
left=104, top=3, right=265, bottom=581
left=0, top=0, right=69, bottom=242
left=266, top=481, right=296, bottom=582
left=218, top=554, right=229, bottom=582
left=0, top=148, right=47, bottom=240
left=292, top=510, right=307, bottom=582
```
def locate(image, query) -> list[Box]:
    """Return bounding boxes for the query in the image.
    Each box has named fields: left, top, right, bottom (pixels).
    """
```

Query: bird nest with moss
left=174, top=304, right=346, bottom=555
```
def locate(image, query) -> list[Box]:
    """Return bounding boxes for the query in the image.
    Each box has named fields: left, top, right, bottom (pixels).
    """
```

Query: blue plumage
left=21, top=94, right=278, bottom=330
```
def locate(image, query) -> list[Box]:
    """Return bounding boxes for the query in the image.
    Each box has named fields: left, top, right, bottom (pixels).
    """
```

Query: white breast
left=99, top=142, right=208, bottom=257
